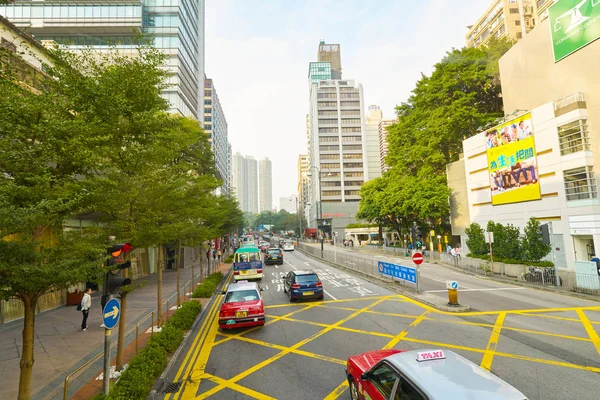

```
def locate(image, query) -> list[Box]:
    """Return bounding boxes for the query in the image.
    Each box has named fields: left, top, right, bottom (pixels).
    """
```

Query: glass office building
left=0, top=0, right=205, bottom=120
left=308, top=62, right=332, bottom=84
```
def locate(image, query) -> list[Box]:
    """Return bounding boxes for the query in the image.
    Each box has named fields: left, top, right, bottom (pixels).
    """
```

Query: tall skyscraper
left=307, top=41, right=365, bottom=238
left=317, top=41, right=342, bottom=79
left=364, top=105, right=383, bottom=181
left=259, top=157, right=273, bottom=212
left=466, top=0, right=535, bottom=48
left=2, top=0, right=205, bottom=120
left=297, top=154, right=309, bottom=220
left=204, top=78, right=231, bottom=194
left=232, top=152, right=247, bottom=211
left=246, top=156, right=258, bottom=214
left=378, top=119, right=395, bottom=174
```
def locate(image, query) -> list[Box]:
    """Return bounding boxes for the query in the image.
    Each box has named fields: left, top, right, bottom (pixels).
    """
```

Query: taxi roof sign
left=416, top=350, right=445, bottom=362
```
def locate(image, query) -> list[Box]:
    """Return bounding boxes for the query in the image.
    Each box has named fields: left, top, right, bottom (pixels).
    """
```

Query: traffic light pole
left=548, top=222, right=560, bottom=287
left=103, top=306, right=111, bottom=396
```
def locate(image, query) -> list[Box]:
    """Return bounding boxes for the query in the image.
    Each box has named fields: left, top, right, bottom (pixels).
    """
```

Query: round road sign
left=412, top=252, right=424, bottom=265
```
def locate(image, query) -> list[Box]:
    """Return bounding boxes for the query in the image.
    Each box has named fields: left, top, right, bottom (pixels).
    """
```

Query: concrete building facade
left=297, top=154, right=309, bottom=219
left=317, top=41, right=341, bottom=79
left=232, top=153, right=258, bottom=214
left=245, top=156, right=258, bottom=214
left=1, top=0, right=205, bottom=120
left=365, top=105, right=389, bottom=180
left=448, top=14, right=600, bottom=270
left=307, top=42, right=365, bottom=239
left=466, top=0, right=535, bottom=48
left=379, top=119, right=395, bottom=173
left=204, top=78, right=231, bottom=194
left=259, top=157, right=273, bottom=212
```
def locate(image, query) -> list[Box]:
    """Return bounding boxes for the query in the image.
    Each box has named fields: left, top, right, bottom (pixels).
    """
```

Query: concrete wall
left=446, top=154, right=470, bottom=238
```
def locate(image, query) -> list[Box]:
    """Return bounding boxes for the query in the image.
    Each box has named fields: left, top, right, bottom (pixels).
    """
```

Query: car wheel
left=318, top=295, right=324, bottom=300
left=283, top=286, right=287, bottom=293
left=349, top=378, right=359, bottom=400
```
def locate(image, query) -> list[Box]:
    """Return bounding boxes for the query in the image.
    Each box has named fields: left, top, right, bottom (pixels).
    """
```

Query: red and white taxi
left=218, top=281, right=265, bottom=329
left=346, top=349, right=527, bottom=400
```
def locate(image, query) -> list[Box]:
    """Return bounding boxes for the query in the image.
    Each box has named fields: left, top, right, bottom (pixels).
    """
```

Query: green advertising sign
left=550, top=0, right=600, bottom=62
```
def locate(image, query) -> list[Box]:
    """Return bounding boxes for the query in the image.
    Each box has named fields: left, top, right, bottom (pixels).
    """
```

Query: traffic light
left=536, top=224, right=551, bottom=245
left=105, top=243, right=132, bottom=295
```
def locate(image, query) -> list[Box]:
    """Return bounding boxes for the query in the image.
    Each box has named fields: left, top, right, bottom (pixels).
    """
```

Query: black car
left=264, top=248, right=284, bottom=265
left=283, top=270, right=324, bottom=301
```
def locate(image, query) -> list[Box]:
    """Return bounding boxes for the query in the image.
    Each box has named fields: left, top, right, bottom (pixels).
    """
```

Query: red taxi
left=218, top=281, right=266, bottom=330
left=346, top=349, right=527, bottom=400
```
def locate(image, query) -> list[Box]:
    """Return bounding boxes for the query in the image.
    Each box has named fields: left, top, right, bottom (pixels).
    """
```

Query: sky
left=204, top=0, right=490, bottom=209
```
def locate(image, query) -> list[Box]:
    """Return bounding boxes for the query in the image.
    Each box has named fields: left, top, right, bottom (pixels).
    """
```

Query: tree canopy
left=358, top=39, right=512, bottom=237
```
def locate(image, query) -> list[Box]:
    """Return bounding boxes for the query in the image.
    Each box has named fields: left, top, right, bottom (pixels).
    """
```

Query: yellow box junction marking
left=577, top=309, right=600, bottom=357
left=481, top=312, right=506, bottom=371
left=198, top=297, right=389, bottom=398
left=167, top=287, right=600, bottom=399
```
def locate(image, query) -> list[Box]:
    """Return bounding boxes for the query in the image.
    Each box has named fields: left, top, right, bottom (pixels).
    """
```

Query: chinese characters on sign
left=484, top=113, right=541, bottom=206
left=378, top=261, right=417, bottom=284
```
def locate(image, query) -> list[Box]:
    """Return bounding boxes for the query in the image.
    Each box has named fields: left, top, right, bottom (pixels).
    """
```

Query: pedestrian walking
left=217, top=249, right=222, bottom=262
left=455, top=245, right=461, bottom=259
left=80, top=288, right=92, bottom=331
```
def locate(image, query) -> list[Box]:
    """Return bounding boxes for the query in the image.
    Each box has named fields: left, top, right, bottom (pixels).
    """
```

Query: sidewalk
left=0, top=261, right=218, bottom=400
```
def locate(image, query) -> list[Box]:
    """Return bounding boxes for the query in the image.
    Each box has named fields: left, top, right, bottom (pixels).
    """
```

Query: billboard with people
left=484, top=113, right=541, bottom=206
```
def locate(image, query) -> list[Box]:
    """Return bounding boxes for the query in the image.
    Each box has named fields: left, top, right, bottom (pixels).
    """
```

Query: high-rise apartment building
left=365, top=106, right=383, bottom=180
left=307, top=41, right=365, bottom=238
left=258, top=157, right=273, bottom=212
left=1, top=0, right=205, bottom=120
left=297, top=154, right=309, bottom=220
left=317, top=41, right=341, bottom=79
left=246, top=156, right=258, bottom=214
left=204, top=78, right=231, bottom=194
left=378, top=119, right=395, bottom=174
left=232, top=153, right=257, bottom=214
left=466, top=0, right=535, bottom=48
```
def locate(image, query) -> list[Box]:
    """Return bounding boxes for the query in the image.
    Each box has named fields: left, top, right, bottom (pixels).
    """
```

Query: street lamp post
left=290, top=195, right=300, bottom=240
left=307, top=166, right=331, bottom=259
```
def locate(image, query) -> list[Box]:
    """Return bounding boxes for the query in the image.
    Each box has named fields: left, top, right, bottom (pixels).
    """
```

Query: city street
left=162, top=249, right=600, bottom=400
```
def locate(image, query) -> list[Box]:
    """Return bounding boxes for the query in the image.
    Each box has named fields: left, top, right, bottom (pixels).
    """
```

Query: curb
left=296, top=247, right=471, bottom=313
left=150, top=270, right=231, bottom=398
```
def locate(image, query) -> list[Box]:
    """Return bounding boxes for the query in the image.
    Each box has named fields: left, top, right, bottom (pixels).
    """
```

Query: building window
left=343, top=162, right=363, bottom=168
left=204, top=116, right=212, bottom=122
left=344, top=172, right=364, bottom=178
left=342, top=135, right=361, bottom=142
left=558, top=119, right=590, bottom=155
left=342, top=118, right=361, bottom=125
left=204, top=90, right=211, bottom=97
left=204, top=99, right=212, bottom=105
left=344, top=181, right=363, bottom=187
left=320, top=145, right=340, bottom=151
left=317, top=93, right=337, bottom=99
left=204, top=108, right=211, bottom=114
left=321, top=181, right=339, bottom=187
left=319, top=119, right=338, bottom=125
left=564, top=166, right=597, bottom=201
left=319, top=127, right=339, bottom=133
left=516, top=32, right=523, bottom=39
left=320, top=163, right=339, bottom=169
left=340, top=101, right=360, bottom=107
left=515, top=20, right=521, bottom=26
left=319, top=136, right=338, bottom=142
left=204, top=124, right=212, bottom=131
left=344, top=190, right=360, bottom=196
left=341, top=127, right=362, bottom=133
left=319, top=110, right=338, bottom=116
left=343, top=145, right=362, bottom=151
left=340, top=92, right=359, bottom=99
left=321, top=154, right=340, bottom=160
left=318, top=101, right=337, bottom=107
left=509, top=8, right=519, bottom=13
left=322, top=191, right=341, bottom=197
left=344, top=154, right=363, bottom=159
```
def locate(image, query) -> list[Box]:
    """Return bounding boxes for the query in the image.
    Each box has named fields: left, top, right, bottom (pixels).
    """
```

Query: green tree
left=0, top=44, right=108, bottom=399
left=487, top=221, right=522, bottom=261
left=522, top=218, right=551, bottom=262
left=465, top=222, right=487, bottom=256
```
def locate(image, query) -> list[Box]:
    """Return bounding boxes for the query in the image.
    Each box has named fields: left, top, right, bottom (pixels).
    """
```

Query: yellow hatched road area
left=165, top=287, right=600, bottom=400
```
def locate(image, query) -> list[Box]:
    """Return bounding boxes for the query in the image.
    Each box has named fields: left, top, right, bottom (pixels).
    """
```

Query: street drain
left=162, top=381, right=183, bottom=394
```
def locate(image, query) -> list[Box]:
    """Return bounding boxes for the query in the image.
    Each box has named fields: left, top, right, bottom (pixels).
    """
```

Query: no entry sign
left=412, top=252, right=424, bottom=265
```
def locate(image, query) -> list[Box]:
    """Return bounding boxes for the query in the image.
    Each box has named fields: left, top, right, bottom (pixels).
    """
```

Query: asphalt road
left=161, top=248, right=600, bottom=400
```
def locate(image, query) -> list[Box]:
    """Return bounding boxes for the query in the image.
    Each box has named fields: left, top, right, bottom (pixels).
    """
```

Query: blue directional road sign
left=378, top=261, right=417, bottom=284
left=452, top=282, right=458, bottom=289
left=103, top=298, right=121, bottom=329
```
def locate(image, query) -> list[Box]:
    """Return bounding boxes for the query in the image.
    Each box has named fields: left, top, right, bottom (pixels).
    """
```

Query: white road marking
left=323, top=289, right=337, bottom=300
left=276, top=283, right=284, bottom=292
left=425, top=287, right=526, bottom=293
left=284, top=260, right=297, bottom=270
left=427, top=277, right=472, bottom=290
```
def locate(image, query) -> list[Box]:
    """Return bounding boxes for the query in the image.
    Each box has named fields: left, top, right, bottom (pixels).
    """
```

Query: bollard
left=446, top=281, right=459, bottom=306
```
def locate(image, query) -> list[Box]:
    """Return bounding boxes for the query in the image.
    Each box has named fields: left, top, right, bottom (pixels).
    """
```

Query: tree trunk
left=18, top=294, right=37, bottom=400
left=116, top=266, right=128, bottom=371
left=176, top=240, right=181, bottom=308
left=157, top=245, right=163, bottom=327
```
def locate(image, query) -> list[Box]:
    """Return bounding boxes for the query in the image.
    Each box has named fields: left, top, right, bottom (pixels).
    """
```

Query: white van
left=282, top=240, right=294, bottom=251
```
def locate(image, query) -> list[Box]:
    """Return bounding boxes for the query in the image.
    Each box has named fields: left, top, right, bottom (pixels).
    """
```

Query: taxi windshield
left=224, top=289, right=260, bottom=303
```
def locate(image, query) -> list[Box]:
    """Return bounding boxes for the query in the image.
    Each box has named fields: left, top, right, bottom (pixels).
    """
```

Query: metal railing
left=296, top=242, right=418, bottom=292
left=554, top=92, right=585, bottom=110
left=62, top=274, right=201, bottom=400
left=63, top=351, right=104, bottom=400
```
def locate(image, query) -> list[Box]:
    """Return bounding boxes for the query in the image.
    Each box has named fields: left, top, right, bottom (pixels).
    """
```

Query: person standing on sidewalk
left=80, top=288, right=92, bottom=331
